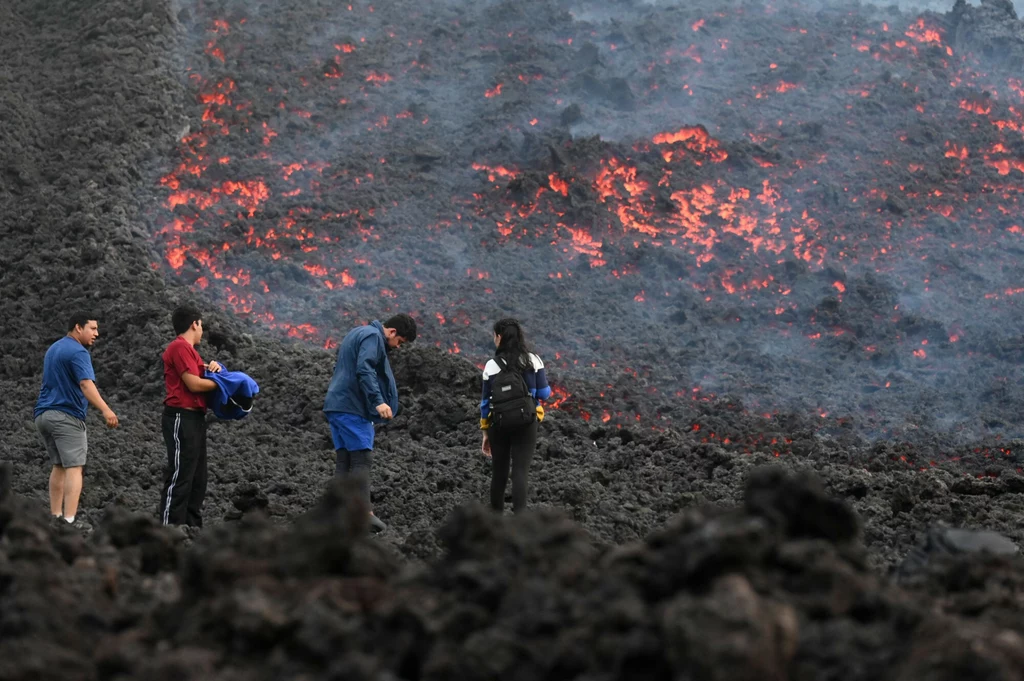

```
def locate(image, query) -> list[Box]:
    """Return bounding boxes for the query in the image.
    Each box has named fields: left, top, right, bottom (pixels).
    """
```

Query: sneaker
left=368, top=513, right=388, bottom=535
left=65, top=516, right=93, bottom=533
left=61, top=512, right=93, bottom=532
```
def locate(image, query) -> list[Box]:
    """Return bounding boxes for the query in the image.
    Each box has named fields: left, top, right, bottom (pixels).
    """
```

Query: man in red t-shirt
left=159, top=305, right=222, bottom=527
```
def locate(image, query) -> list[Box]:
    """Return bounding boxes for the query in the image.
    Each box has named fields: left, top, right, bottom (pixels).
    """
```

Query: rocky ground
left=4, top=464, right=1024, bottom=680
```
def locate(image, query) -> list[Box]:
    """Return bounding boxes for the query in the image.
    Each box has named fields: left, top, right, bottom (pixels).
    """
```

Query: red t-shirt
left=163, top=336, right=207, bottom=410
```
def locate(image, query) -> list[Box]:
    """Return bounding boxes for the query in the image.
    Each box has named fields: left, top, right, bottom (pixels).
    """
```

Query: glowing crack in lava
left=149, top=4, right=1024, bottom=442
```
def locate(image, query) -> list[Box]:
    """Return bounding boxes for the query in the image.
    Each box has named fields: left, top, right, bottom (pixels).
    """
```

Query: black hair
left=493, top=318, right=532, bottom=371
left=384, top=313, right=417, bottom=343
left=172, top=305, right=203, bottom=336
left=67, top=313, right=96, bottom=332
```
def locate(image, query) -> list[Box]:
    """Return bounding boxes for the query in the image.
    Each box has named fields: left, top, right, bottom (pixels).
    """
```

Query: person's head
left=67, top=313, right=99, bottom=347
left=493, top=318, right=531, bottom=368
left=383, top=313, right=417, bottom=349
left=172, top=305, right=204, bottom=343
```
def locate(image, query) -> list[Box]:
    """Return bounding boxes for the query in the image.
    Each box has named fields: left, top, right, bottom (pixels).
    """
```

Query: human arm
left=480, top=364, right=494, bottom=454
left=528, top=355, right=551, bottom=421
left=356, top=336, right=388, bottom=417
left=531, top=364, right=552, bottom=402
left=167, top=342, right=217, bottom=394
left=181, top=371, right=218, bottom=393
left=479, top=363, right=495, bottom=430
left=79, top=379, right=118, bottom=427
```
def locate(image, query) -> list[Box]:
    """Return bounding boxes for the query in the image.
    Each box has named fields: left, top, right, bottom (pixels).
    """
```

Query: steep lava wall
left=147, top=0, right=1024, bottom=451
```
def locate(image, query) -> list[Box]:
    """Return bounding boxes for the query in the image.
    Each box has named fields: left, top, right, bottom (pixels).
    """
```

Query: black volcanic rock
left=4, top=465, right=1024, bottom=680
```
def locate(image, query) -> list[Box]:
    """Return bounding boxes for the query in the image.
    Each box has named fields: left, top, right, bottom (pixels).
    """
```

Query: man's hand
left=102, top=408, right=119, bottom=428
left=375, top=403, right=393, bottom=420
left=481, top=432, right=491, bottom=457
left=80, top=379, right=117, bottom=427
left=206, top=361, right=223, bottom=373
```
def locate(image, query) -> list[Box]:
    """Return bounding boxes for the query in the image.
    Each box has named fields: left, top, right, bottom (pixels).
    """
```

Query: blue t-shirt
left=34, top=337, right=96, bottom=421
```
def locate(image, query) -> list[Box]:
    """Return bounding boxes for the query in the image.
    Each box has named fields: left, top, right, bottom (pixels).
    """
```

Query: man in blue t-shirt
left=323, top=314, right=417, bottom=534
left=34, top=313, right=119, bottom=527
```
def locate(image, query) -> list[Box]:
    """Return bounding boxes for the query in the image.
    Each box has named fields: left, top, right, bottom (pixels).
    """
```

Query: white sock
left=64, top=516, right=75, bottom=523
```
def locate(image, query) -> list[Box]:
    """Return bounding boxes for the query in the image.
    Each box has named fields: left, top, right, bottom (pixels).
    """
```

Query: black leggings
left=489, top=420, right=538, bottom=513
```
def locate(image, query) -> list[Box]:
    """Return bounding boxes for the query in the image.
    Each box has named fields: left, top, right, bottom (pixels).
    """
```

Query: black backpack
left=489, top=357, right=537, bottom=431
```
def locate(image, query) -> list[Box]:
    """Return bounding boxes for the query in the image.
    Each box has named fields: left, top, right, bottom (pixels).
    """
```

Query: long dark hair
left=493, top=318, right=532, bottom=371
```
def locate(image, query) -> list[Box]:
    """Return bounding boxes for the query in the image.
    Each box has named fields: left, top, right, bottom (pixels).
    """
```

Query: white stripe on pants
left=162, top=413, right=182, bottom=525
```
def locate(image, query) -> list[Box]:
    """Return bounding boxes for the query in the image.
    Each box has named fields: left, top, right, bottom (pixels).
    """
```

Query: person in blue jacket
left=323, top=314, right=417, bottom=534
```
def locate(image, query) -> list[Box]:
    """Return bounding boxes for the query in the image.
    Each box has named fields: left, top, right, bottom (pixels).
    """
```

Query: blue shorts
left=326, top=412, right=374, bottom=451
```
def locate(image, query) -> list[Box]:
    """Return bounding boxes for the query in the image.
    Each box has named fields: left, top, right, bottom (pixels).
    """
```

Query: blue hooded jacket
left=204, top=367, right=260, bottom=420
left=323, top=320, right=399, bottom=423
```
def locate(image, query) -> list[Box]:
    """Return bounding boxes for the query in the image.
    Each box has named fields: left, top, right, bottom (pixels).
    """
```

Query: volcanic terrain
left=5, top=0, right=1024, bottom=679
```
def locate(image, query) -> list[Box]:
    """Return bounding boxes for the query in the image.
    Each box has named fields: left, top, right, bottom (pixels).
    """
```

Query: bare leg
left=49, top=466, right=65, bottom=516
left=62, top=466, right=84, bottom=519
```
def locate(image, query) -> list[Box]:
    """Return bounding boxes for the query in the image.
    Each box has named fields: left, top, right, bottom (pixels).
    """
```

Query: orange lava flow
left=960, top=98, right=992, bottom=115
left=905, top=18, right=942, bottom=44
left=472, top=162, right=518, bottom=182
left=548, top=173, right=569, bottom=196
left=547, top=384, right=571, bottom=409
left=652, top=125, right=729, bottom=162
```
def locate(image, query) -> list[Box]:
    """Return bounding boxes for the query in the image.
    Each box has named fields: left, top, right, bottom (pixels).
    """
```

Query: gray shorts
left=35, top=410, right=88, bottom=468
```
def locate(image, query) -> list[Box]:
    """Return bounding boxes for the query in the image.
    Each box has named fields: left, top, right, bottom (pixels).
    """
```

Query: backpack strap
left=495, top=355, right=533, bottom=377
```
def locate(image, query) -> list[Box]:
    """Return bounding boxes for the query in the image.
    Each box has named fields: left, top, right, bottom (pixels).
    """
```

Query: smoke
left=897, top=0, right=1022, bottom=15
left=637, top=0, right=1023, bottom=17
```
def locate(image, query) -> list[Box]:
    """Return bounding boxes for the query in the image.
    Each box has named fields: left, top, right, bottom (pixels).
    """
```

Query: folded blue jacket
left=204, top=366, right=260, bottom=420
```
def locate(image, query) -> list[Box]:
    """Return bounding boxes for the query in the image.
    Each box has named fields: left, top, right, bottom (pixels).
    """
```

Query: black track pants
left=160, top=407, right=208, bottom=527
left=489, top=420, right=538, bottom=513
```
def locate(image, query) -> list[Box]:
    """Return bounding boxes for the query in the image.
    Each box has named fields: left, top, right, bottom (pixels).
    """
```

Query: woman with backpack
left=480, top=318, right=551, bottom=513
